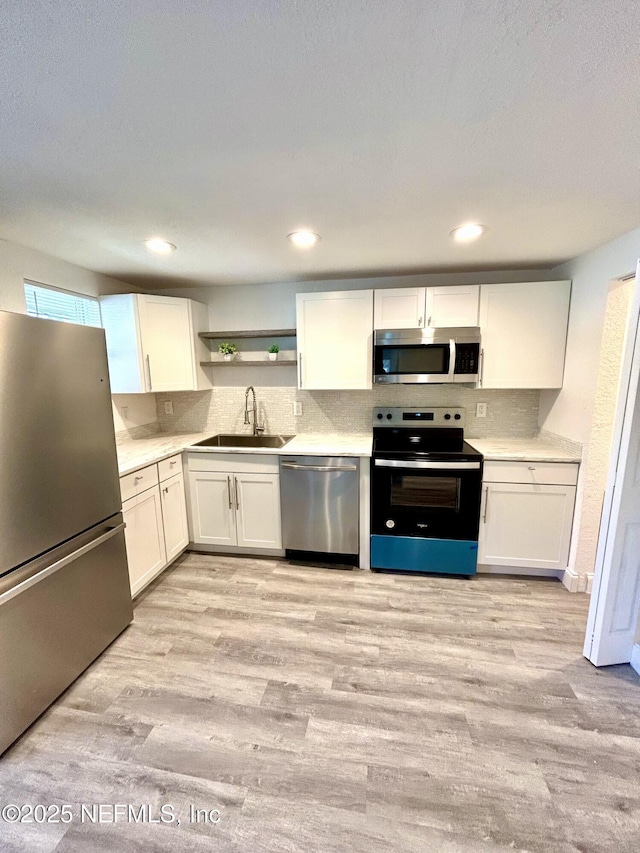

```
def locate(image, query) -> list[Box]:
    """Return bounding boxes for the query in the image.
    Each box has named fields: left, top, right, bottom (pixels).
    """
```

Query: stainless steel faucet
left=244, top=386, right=264, bottom=435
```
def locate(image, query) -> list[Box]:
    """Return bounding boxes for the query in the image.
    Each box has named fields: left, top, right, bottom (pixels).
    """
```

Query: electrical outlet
left=293, top=401, right=303, bottom=417
left=164, top=401, right=174, bottom=415
left=476, top=402, right=487, bottom=418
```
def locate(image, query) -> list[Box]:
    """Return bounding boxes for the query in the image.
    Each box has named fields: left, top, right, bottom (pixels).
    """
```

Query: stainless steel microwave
left=373, top=327, right=481, bottom=384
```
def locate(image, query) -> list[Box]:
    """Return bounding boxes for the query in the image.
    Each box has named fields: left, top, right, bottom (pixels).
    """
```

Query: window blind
left=24, top=281, right=102, bottom=327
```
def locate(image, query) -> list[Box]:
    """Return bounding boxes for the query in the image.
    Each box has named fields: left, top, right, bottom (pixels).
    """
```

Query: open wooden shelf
left=199, top=328, right=296, bottom=340
left=200, top=359, right=297, bottom=367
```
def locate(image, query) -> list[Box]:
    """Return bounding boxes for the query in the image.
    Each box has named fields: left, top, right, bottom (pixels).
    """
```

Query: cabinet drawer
left=483, top=460, right=578, bottom=486
left=186, top=452, right=280, bottom=474
left=120, top=463, right=159, bottom=502
left=158, top=454, right=182, bottom=482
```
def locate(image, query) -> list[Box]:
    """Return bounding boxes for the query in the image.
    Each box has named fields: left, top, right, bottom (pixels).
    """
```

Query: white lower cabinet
left=478, top=461, right=578, bottom=570
left=188, top=471, right=237, bottom=547
left=235, top=473, right=282, bottom=549
left=122, top=486, right=167, bottom=596
left=186, top=454, right=282, bottom=552
left=160, top=471, right=189, bottom=562
left=120, top=454, right=189, bottom=597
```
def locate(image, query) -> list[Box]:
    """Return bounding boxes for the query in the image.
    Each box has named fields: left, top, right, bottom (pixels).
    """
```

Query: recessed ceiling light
left=145, top=238, right=177, bottom=254
left=450, top=224, right=486, bottom=243
left=287, top=230, right=321, bottom=249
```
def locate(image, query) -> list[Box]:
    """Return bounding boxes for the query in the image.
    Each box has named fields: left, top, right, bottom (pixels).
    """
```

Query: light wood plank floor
left=2, top=553, right=639, bottom=853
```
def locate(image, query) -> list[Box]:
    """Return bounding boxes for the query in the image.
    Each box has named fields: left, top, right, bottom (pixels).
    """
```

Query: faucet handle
left=255, top=425, right=265, bottom=434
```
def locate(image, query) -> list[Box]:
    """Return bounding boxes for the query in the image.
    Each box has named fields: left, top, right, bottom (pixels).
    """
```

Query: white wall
left=539, top=227, right=640, bottom=442
left=537, top=226, right=640, bottom=589
left=0, top=237, right=158, bottom=432
left=164, top=268, right=556, bottom=331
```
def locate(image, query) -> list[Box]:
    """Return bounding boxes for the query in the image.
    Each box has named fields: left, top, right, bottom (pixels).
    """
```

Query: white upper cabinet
left=373, top=285, right=479, bottom=330
left=373, top=287, right=426, bottom=329
left=425, top=285, right=479, bottom=327
left=100, top=293, right=210, bottom=394
left=297, top=290, right=373, bottom=389
left=478, top=281, right=571, bottom=389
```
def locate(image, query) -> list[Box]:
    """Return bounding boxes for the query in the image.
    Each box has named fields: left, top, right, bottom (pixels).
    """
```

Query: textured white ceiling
left=1, top=1, right=639, bottom=287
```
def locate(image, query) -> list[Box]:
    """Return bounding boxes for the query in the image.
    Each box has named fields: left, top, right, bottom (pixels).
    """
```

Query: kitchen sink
left=192, top=434, right=296, bottom=449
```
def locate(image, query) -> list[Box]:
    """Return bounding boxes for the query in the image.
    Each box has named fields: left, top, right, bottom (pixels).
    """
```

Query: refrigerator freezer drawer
left=0, top=520, right=133, bottom=755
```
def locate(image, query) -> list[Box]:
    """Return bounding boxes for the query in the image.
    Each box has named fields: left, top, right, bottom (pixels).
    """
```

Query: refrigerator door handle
left=0, top=523, right=126, bottom=607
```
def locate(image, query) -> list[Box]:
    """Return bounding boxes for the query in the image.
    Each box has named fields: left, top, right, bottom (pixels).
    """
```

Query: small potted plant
left=218, top=342, right=237, bottom=361
left=267, top=344, right=279, bottom=361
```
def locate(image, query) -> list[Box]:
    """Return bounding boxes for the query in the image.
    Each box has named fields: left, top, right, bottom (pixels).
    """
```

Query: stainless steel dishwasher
left=280, top=456, right=359, bottom=555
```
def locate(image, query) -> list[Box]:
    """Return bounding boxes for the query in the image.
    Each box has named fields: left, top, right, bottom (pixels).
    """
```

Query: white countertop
left=117, top=431, right=372, bottom=475
left=466, top=438, right=581, bottom=463
left=117, top=431, right=580, bottom=475
left=117, top=432, right=212, bottom=475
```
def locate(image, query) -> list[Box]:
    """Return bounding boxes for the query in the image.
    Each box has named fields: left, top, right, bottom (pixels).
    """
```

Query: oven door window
left=375, top=344, right=450, bottom=376
left=391, top=475, right=459, bottom=511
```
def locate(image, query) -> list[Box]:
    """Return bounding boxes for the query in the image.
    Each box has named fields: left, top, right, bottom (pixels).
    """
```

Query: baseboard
left=562, top=569, right=580, bottom=592
left=477, top=564, right=561, bottom=579
left=561, top=569, right=591, bottom=593
left=187, top=543, right=285, bottom=558
left=631, top=644, right=640, bottom=676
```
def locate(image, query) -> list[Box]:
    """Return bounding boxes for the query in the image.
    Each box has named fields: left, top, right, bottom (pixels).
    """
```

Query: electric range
left=370, top=407, right=483, bottom=576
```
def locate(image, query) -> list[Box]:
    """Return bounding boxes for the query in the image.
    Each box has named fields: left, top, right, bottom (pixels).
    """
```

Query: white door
left=297, top=290, right=373, bottom=389
left=478, top=281, right=571, bottom=388
left=160, top=471, right=189, bottom=562
left=122, top=487, right=167, bottom=596
left=188, top=471, right=237, bottom=546
left=478, top=482, right=576, bottom=569
left=234, top=473, right=282, bottom=549
left=425, top=285, right=479, bottom=327
left=373, top=288, right=426, bottom=329
left=138, top=294, right=195, bottom=392
left=585, top=266, right=640, bottom=666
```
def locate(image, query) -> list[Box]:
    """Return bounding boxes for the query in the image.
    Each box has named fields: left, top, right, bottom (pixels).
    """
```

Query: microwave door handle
left=448, top=339, right=456, bottom=381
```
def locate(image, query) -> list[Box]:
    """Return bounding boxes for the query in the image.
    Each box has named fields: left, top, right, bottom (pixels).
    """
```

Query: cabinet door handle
left=427, top=315, right=432, bottom=326
left=146, top=354, right=153, bottom=391
left=134, top=476, right=143, bottom=483
left=227, top=476, right=232, bottom=509
left=528, top=466, right=536, bottom=471
left=298, top=353, right=303, bottom=388
left=418, top=315, right=423, bottom=327
left=170, top=459, right=177, bottom=467
left=234, top=476, right=240, bottom=510
left=482, top=486, right=489, bottom=523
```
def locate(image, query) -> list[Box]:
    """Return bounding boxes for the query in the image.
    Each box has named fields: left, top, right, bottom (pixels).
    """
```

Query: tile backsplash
left=156, top=385, right=541, bottom=439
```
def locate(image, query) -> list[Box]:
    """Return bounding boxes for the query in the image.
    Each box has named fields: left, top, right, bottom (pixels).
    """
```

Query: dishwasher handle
left=281, top=462, right=358, bottom=472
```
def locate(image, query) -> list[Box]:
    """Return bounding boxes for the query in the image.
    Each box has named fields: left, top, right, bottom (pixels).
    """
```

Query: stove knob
left=377, top=413, right=383, bottom=419
left=386, top=413, right=392, bottom=420
left=454, top=413, right=461, bottom=420
left=385, top=519, right=396, bottom=529
left=444, top=413, right=451, bottom=420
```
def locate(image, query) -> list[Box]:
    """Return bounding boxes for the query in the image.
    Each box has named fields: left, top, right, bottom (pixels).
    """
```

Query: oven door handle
left=374, top=459, right=481, bottom=470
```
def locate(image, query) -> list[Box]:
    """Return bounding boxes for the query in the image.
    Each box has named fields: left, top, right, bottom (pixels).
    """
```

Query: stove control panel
left=373, top=407, right=466, bottom=427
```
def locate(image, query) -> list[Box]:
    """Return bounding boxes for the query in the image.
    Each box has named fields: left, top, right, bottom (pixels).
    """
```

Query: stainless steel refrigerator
left=0, top=310, right=133, bottom=755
